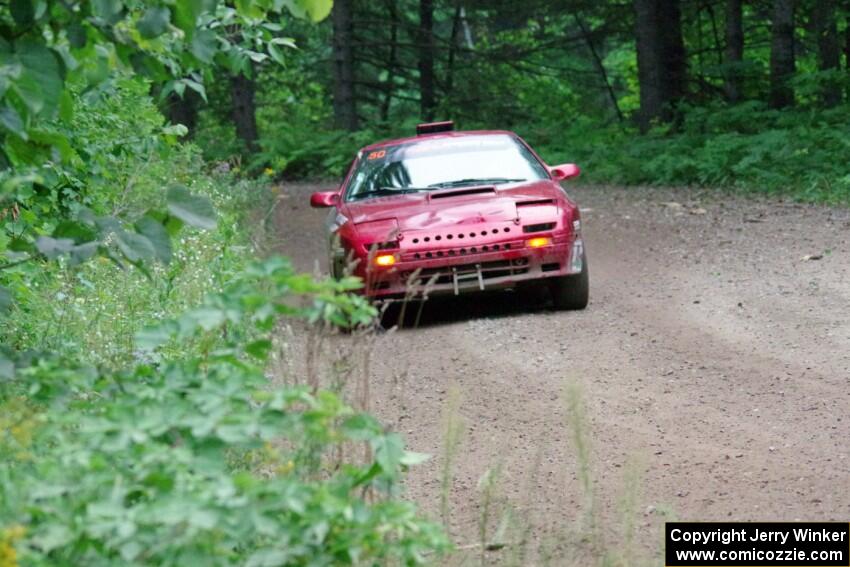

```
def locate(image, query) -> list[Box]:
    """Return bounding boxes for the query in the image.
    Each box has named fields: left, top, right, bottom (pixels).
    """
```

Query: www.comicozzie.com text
left=669, top=527, right=849, bottom=546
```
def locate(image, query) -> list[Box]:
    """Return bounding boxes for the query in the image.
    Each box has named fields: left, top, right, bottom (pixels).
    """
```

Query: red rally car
left=309, top=121, right=588, bottom=310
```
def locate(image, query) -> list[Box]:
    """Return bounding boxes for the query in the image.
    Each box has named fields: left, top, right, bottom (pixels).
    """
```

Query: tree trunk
left=724, top=0, right=744, bottom=102
left=846, top=17, right=850, bottom=102
left=635, top=0, right=664, bottom=130
left=446, top=2, right=463, bottom=98
left=165, top=91, right=199, bottom=137
left=813, top=0, right=841, bottom=107
left=769, top=0, right=795, bottom=108
left=418, top=0, right=436, bottom=121
left=230, top=71, right=259, bottom=154
left=659, top=0, right=686, bottom=104
left=634, top=0, right=686, bottom=131
left=380, top=0, right=398, bottom=122
left=332, top=0, right=358, bottom=130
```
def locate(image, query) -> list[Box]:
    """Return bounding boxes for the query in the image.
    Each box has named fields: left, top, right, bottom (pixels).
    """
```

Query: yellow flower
left=264, top=167, right=275, bottom=177
left=0, top=525, right=26, bottom=567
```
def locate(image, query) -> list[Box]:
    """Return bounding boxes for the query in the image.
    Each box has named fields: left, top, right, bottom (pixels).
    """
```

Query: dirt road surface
left=273, top=183, right=850, bottom=564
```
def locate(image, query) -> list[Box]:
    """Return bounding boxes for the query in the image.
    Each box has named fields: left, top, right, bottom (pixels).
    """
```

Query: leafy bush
left=0, top=76, right=264, bottom=367
left=0, top=257, right=448, bottom=566
left=534, top=102, right=850, bottom=203
left=1, top=37, right=447, bottom=566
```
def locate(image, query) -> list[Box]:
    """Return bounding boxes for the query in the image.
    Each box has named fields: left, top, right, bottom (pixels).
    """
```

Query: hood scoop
left=429, top=187, right=496, bottom=200
left=516, top=198, right=555, bottom=207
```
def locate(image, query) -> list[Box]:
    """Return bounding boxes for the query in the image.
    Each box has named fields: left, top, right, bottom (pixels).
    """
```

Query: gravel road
left=273, top=182, right=850, bottom=563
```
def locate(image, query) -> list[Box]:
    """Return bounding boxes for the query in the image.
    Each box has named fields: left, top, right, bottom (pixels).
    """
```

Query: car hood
left=344, top=180, right=561, bottom=233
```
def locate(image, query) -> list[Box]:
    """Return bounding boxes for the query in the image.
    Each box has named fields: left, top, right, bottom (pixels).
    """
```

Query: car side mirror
left=310, top=191, right=340, bottom=208
left=549, top=163, right=581, bottom=181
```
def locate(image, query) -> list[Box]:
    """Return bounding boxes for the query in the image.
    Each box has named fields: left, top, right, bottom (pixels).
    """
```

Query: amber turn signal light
left=374, top=254, right=396, bottom=267
left=526, top=237, right=552, bottom=248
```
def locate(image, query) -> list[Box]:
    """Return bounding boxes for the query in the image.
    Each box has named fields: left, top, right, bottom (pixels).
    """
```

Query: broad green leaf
left=235, top=0, right=265, bottom=19
left=137, top=6, right=171, bottom=39
left=169, top=80, right=186, bottom=99
left=91, top=0, right=123, bottom=21
left=14, top=41, right=63, bottom=117
left=190, top=29, right=217, bottom=64
left=342, top=413, right=382, bottom=440
left=135, top=216, right=172, bottom=263
left=8, top=238, right=34, bottom=254
left=68, top=241, right=98, bottom=265
left=28, top=129, right=74, bottom=161
left=270, top=37, right=297, bottom=48
left=267, top=44, right=286, bottom=66
left=166, top=185, right=216, bottom=229
left=172, top=0, right=204, bottom=36
left=286, top=0, right=332, bottom=22
left=115, top=230, right=156, bottom=263
left=10, top=67, right=44, bottom=114
left=0, top=105, right=26, bottom=139
left=373, top=432, right=405, bottom=474
left=247, top=51, right=268, bottom=64
left=183, top=78, right=207, bottom=102
left=32, top=524, right=74, bottom=553
left=135, top=321, right=177, bottom=350
left=53, top=220, right=97, bottom=243
left=35, top=236, right=75, bottom=258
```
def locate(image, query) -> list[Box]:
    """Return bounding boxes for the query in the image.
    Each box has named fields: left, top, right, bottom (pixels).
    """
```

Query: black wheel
left=549, top=252, right=589, bottom=310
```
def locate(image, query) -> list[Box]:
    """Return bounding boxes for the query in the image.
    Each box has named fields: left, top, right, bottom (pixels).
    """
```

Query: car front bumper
left=360, top=233, right=584, bottom=299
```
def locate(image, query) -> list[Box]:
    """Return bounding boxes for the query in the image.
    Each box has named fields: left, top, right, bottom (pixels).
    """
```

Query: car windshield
left=344, top=134, right=549, bottom=202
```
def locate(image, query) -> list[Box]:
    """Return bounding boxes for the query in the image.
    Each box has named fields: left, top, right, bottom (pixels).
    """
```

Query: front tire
left=549, top=252, right=589, bottom=310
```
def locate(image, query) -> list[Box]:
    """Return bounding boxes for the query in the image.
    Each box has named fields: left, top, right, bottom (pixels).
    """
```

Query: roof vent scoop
left=416, top=121, right=454, bottom=135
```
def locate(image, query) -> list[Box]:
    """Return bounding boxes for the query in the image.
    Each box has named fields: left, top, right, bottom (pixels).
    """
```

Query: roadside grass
left=442, top=380, right=663, bottom=566
left=1, top=148, right=271, bottom=369
left=1, top=181, right=451, bottom=564
left=295, top=291, right=667, bottom=566
left=2, top=85, right=453, bottom=563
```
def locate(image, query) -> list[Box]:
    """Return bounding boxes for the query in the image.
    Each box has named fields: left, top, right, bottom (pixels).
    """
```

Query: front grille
left=401, top=258, right=530, bottom=286
left=409, top=242, right=516, bottom=261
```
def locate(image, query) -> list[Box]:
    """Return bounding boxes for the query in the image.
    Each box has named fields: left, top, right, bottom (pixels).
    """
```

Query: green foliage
left=0, top=76, right=246, bottom=365
left=1, top=3, right=450, bottom=565
left=183, top=1, right=850, bottom=204
left=0, top=257, right=447, bottom=566
left=0, top=0, right=334, bottom=306
left=534, top=102, right=850, bottom=203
